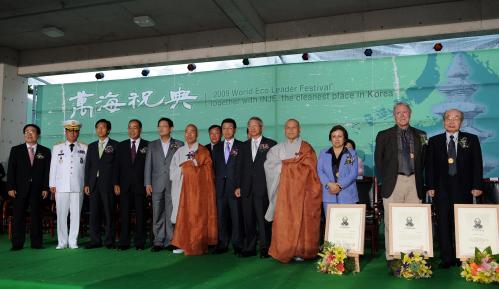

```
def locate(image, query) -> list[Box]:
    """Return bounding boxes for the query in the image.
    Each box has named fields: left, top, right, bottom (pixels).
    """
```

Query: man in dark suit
left=205, top=124, right=221, bottom=157
left=426, top=109, right=483, bottom=268
left=7, top=124, right=51, bottom=250
left=374, top=102, right=427, bottom=262
left=212, top=118, right=244, bottom=255
left=114, top=119, right=149, bottom=251
left=238, top=117, right=277, bottom=258
left=84, top=119, right=119, bottom=249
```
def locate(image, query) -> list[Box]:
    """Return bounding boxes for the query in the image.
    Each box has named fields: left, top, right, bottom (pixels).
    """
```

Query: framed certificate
left=454, top=204, right=499, bottom=259
left=324, top=204, right=366, bottom=255
left=388, top=203, right=433, bottom=258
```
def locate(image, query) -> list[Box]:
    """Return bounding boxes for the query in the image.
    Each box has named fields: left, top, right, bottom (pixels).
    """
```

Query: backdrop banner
left=35, top=49, right=499, bottom=177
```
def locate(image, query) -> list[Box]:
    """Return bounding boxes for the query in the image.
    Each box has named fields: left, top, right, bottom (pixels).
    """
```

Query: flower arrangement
left=390, top=251, right=432, bottom=279
left=317, top=242, right=355, bottom=275
left=460, top=246, right=498, bottom=284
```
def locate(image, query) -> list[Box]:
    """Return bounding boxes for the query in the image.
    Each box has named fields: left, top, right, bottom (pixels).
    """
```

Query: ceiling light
left=133, top=16, right=155, bottom=28
left=42, top=27, right=64, bottom=38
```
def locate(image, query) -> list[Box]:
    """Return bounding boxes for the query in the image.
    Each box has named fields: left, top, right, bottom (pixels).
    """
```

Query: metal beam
left=16, top=0, right=499, bottom=76
left=213, top=0, right=265, bottom=42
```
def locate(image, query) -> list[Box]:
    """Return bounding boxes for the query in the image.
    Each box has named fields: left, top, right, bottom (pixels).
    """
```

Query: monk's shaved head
left=285, top=118, right=300, bottom=128
left=284, top=118, right=301, bottom=141
left=184, top=124, right=198, bottom=145
left=185, top=124, right=198, bottom=134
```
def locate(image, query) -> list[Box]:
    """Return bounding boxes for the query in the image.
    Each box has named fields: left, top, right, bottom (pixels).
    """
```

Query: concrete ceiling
left=0, top=0, right=498, bottom=75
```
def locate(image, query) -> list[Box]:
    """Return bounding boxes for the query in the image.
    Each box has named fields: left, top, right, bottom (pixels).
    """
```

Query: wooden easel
left=347, top=253, right=360, bottom=272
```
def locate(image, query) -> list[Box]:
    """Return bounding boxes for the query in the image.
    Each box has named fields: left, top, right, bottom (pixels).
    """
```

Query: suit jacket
left=425, top=131, right=483, bottom=204
left=144, top=138, right=183, bottom=193
left=204, top=142, right=217, bottom=157
left=317, top=147, right=359, bottom=204
left=84, top=138, right=119, bottom=192
left=116, top=139, right=149, bottom=191
left=7, top=143, right=51, bottom=196
left=239, top=137, right=277, bottom=198
left=375, top=125, right=427, bottom=200
left=213, top=139, right=243, bottom=197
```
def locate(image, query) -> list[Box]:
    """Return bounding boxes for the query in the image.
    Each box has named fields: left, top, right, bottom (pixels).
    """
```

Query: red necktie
left=131, top=140, right=137, bottom=162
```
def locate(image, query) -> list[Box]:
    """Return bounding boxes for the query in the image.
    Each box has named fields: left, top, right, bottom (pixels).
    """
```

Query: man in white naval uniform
left=49, top=120, right=87, bottom=249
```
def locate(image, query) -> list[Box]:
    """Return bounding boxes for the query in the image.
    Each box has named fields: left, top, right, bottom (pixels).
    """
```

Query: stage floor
left=0, top=235, right=495, bottom=289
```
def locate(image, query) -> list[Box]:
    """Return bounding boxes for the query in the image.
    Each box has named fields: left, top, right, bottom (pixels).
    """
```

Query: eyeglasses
left=65, top=129, right=80, bottom=133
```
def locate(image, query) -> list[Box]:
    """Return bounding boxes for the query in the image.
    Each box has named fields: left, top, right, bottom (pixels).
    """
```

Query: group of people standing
left=5, top=101, right=483, bottom=267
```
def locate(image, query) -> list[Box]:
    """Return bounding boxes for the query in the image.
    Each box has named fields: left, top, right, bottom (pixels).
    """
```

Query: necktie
left=224, top=141, right=230, bottom=163
left=252, top=140, right=258, bottom=161
left=69, top=143, right=74, bottom=152
left=400, top=130, right=412, bottom=175
left=28, top=146, right=35, bottom=166
left=98, top=141, right=105, bottom=158
left=448, top=135, right=457, bottom=176
left=131, top=140, right=137, bottom=162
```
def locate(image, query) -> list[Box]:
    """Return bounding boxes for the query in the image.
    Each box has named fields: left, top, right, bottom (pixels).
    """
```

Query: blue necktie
left=224, top=142, right=230, bottom=164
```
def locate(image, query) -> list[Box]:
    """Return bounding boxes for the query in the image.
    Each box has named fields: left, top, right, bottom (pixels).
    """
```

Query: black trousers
left=89, top=183, right=115, bottom=246
left=241, top=191, right=271, bottom=253
left=12, top=186, right=43, bottom=248
left=435, top=175, right=467, bottom=264
left=217, top=179, right=244, bottom=250
left=118, top=183, right=146, bottom=247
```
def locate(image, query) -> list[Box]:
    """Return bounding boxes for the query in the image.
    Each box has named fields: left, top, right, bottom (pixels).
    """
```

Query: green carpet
left=0, top=235, right=495, bottom=289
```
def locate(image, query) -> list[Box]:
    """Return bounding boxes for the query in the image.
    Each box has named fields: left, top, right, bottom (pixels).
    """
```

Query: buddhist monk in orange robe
left=170, top=124, right=217, bottom=255
left=264, top=119, right=322, bottom=263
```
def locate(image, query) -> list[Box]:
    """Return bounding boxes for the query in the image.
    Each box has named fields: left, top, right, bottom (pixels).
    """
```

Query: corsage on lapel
left=420, top=134, right=428, bottom=146
left=258, top=143, right=270, bottom=152
left=35, top=153, right=45, bottom=160
left=458, top=137, right=469, bottom=149
left=230, top=148, right=239, bottom=157
left=104, top=145, right=114, bottom=154
left=169, top=142, right=179, bottom=150
left=344, top=155, right=355, bottom=165
left=186, top=151, right=196, bottom=160
left=139, top=147, right=147, bottom=154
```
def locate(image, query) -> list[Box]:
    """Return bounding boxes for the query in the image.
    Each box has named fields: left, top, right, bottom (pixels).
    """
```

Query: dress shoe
left=293, top=256, right=304, bottom=262
left=173, top=248, right=184, bottom=254
left=233, top=247, right=243, bottom=256
left=85, top=243, right=102, bottom=249
left=117, top=245, right=130, bottom=251
left=136, top=245, right=144, bottom=251
left=240, top=251, right=256, bottom=258
left=213, top=246, right=228, bottom=254
left=105, top=244, right=116, bottom=249
left=438, top=262, right=452, bottom=269
left=259, top=249, right=270, bottom=258
left=69, top=245, right=78, bottom=249
left=165, top=245, right=177, bottom=251
left=10, top=246, right=23, bottom=251
left=151, top=245, right=163, bottom=252
left=31, top=245, right=44, bottom=249
left=56, top=244, right=67, bottom=250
